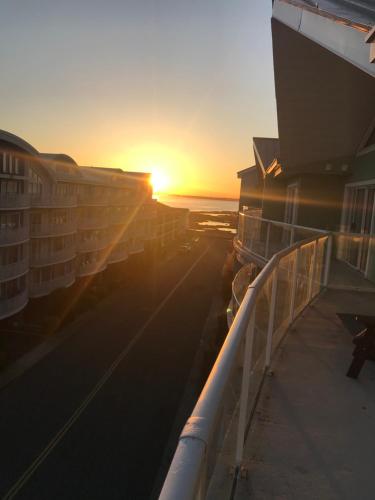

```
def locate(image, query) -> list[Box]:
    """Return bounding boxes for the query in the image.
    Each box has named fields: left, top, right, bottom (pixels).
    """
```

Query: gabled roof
left=253, top=137, right=280, bottom=175
left=237, top=165, right=257, bottom=178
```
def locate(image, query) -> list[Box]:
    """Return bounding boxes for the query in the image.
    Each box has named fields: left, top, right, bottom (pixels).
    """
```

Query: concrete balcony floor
left=233, top=289, right=375, bottom=500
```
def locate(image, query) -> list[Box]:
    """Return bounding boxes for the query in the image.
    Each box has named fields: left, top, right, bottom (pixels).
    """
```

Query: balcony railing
left=107, top=244, right=128, bottom=264
left=78, top=216, right=108, bottom=230
left=0, top=289, right=28, bottom=320
left=30, top=221, right=77, bottom=238
left=0, top=258, right=28, bottom=282
left=0, top=193, right=30, bottom=209
left=236, top=214, right=375, bottom=292
left=77, top=259, right=107, bottom=277
left=0, top=225, right=29, bottom=245
left=160, top=231, right=330, bottom=499
left=31, top=194, right=77, bottom=208
left=77, top=234, right=108, bottom=253
left=127, top=239, right=144, bottom=255
left=29, top=271, right=75, bottom=298
left=78, top=193, right=108, bottom=206
left=30, top=247, right=76, bottom=267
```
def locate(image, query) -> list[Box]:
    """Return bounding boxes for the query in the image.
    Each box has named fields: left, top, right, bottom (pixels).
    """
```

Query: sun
left=150, top=169, right=170, bottom=194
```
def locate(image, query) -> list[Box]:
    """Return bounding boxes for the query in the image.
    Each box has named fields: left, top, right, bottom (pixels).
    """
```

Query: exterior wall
left=261, top=175, right=287, bottom=223
left=238, top=168, right=263, bottom=212
left=347, top=149, right=375, bottom=184
left=297, top=174, right=346, bottom=231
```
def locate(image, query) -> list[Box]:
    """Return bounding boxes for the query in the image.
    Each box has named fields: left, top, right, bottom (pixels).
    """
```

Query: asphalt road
left=0, top=237, right=230, bottom=500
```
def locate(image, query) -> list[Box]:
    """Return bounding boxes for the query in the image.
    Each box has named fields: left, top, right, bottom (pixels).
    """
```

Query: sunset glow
left=150, top=169, right=171, bottom=194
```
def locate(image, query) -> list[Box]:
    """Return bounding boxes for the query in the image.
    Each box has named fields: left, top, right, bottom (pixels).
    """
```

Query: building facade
left=0, top=131, right=188, bottom=320
left=238, top=0, right=375, bottom=282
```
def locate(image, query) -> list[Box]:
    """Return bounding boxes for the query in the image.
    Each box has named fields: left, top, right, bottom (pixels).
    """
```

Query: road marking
left=2, top=245, right=210, bottom=500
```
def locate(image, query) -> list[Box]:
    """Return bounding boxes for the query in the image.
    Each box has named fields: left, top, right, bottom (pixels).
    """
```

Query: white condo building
left=0, top=130, right=188, bottom=321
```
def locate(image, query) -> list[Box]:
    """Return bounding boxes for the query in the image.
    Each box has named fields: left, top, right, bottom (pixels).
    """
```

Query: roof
left=282, top=0, right=375, bottom=29
left=237, top=165, right=257, bottom=178
left=0, top=130, right=39, bottom=156
left=253, top=137, right=280, bottom=174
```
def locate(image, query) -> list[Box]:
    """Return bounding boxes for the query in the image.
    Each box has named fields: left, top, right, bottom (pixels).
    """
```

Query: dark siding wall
left=348, top=150, right=375, bottom=184
left=298, top=175, right=345, bottom=231
left=261, top=175, right=287, bottom=222
left=239, top=169, right=263, bottom=212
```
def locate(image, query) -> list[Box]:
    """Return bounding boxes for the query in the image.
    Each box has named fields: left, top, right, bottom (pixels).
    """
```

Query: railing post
left=289, top=247, right=301, bottom=322
left=289, top=226, right=295, bottom=247
left=265, top=264, right=278, bottom=368
left=235, top=311, right=255, bottom=466
left=323, top=235, right=333, bottom=287
left=308, top=239, right=318, bottom=300
left=265, top=222, right=271, bottom=259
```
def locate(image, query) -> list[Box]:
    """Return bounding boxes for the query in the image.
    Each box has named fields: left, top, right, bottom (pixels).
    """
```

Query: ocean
left=156, top=194, right=239, bottom=212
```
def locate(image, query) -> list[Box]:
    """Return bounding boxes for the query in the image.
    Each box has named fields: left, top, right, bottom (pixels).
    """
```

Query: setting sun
left=150, top=169, right=171, bottom=194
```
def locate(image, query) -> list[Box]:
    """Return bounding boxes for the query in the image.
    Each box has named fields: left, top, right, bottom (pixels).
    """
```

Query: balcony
left=0, top=193, right=30, bottom=209
left=30, top=221, right=77, bottom=238
left=235, top=214, right=375, bottom=292
left=77, top=233, right=108, bottom=253
left=77, top=258, right=107, bottom=277
left=78, top=193, right=108, bottom=206
left=0, top=226, right=29, bottom=245
left=29, top=271, right=75, bottom=298
left=0, top=289, right=28, bottom=320
left=78, top=216, right=108, bottom=231
left=107, top=243, right=128, bottom=265
left=127, top=239, right=144, bottom=255
left=31, top=193, right=77, bottom=208
left=30, top=247, right=76, bottom=267
left=160, top=215, right=375, bottom=499
left=0, top=259, right=28, bottom=282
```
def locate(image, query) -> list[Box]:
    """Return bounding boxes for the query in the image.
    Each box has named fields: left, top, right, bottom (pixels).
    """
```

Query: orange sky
left=1, top=0, right=277, bottom=199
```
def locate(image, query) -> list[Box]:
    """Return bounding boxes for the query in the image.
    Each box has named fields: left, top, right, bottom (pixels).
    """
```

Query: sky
left=0, top=0, right=277, bottom=198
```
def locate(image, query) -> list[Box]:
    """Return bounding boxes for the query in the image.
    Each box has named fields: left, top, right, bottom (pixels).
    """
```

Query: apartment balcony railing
left=160, top=231, right=331, bottom=500
left=78, top=193, right=108, bottom=206
left=0, top=225, right=29, bottom=245
left=0, top=258, right=29, bottom=282
left=77, top=234, right=108, bottom=253
left=0, top=193, right=30, bottom=209
left=29, top=271, right=75, bottom=298
left=77, top=259, right=107, bottom=277
left=78, top=216, right=108, bottom=230
left=31, top=194, right=77, bottom=208
left=127, top=239, right=144, bottom=255
left=236, top=214, right=375, bottom=292
left=30, top=221, right=77, bottom=238
left=30, top=247, right=76, bottom=267
left=107, top=243, right=128, bottom=265
left=161, top=213, right=375, bottom=499
left=0, top=289, right=28, bottom=320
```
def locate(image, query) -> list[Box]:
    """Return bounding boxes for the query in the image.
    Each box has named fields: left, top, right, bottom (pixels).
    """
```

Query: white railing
left=30, top=221, right=77, bottom=237
left=236, top=213, right=328, bottom=263
left=0, top=289, right=28, bottom=320
left=29, top=271, right=75, bottom=298
left=77, top=233, right=109, bottom=253
left=0, top=193, right=30, bottom=209
left=160, top=230, right=331, bottom=499
left=31, top=193, right=77, bottom=208
left=0, top=225, right=29, bottom=245
left=78, top=193, right=108, bottom=206
left=77, top=259, right=107, bottom=277
left=78, top=215, right=108, bottom=230
left=30, top=246, right=76, bottom=267
left=0, top=258, right=28, bottom=282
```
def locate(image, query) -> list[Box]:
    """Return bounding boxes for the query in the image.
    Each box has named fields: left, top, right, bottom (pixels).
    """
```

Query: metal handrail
left=160, top=231, right=331, bottom=500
